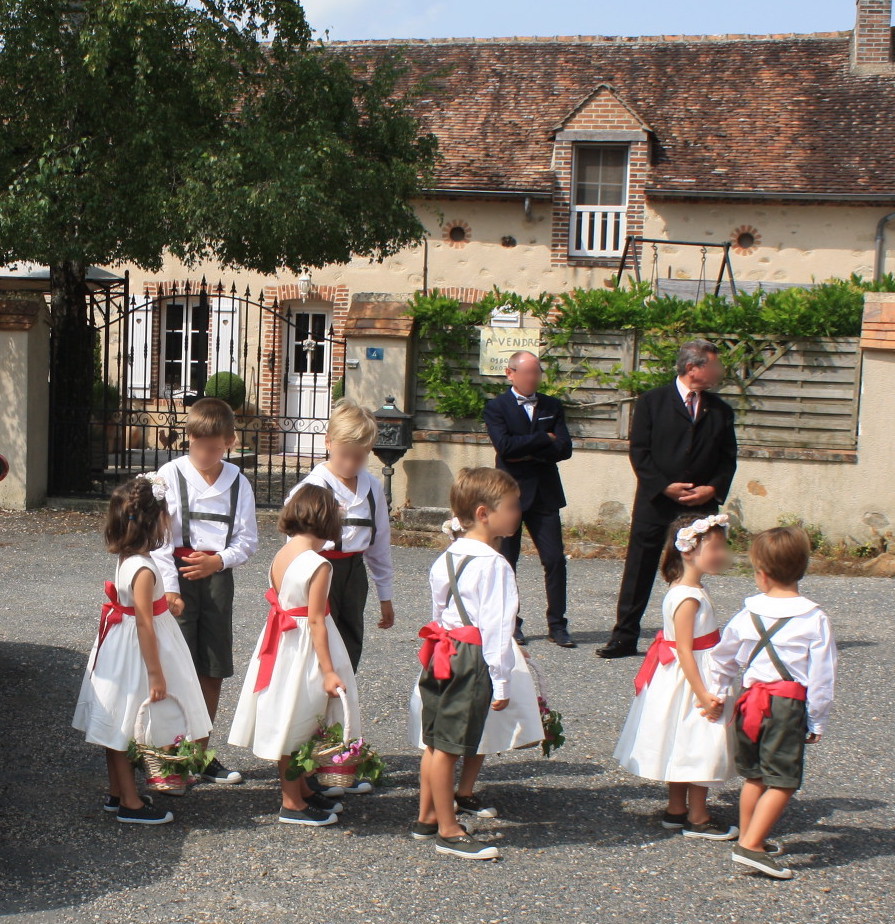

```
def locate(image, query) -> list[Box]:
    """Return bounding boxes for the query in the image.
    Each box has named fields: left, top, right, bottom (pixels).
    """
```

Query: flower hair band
left=675, top=513, right=730, bottom=553
left=136, top=471, right=168, bottom=502
left=441, top=516, right=465, bottom=537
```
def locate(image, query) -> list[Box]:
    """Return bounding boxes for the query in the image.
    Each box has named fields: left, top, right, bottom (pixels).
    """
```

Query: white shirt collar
left=175, top=455, right=238, bottom=494
left=676, top=377, right=699, bottom=405
left=448, top=537, right=500, bottom=557
left=511, top=386, right=537, bottom=402
left=745, top=593, right=819, bottom=619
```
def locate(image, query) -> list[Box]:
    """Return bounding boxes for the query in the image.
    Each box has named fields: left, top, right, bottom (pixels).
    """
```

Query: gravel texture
left=1, top=508, right=893, bottom=923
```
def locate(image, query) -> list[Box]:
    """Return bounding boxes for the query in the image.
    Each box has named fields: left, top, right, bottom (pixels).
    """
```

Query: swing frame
left=616, top=236, right=738, bottom=298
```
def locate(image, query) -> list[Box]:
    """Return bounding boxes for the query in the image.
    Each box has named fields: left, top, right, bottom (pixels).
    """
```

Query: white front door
left=284, top=307, right=331, bottom=456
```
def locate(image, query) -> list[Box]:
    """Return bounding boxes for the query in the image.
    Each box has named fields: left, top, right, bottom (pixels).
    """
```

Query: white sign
left=479, top=327, right=542, bottom=377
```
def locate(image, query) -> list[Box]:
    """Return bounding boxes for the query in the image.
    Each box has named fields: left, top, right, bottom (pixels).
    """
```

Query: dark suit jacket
left=629, top=383, right=737, bottom=525
left=484, top=389, right=573, bottom=512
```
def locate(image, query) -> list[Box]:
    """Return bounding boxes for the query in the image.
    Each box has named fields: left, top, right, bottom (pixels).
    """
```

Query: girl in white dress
left=229, top=484, right=361, bottom=827
left=72, top=474, right=212, bottom=825
left=614, top=513, right=737, bottom=840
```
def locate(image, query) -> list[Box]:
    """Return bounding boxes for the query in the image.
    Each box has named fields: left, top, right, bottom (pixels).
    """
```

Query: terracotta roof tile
left=335, top=32, right=895, bottom=199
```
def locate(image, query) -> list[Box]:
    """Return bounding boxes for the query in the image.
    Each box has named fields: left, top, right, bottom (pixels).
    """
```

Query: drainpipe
left=874, top=211, right=895, bottom=281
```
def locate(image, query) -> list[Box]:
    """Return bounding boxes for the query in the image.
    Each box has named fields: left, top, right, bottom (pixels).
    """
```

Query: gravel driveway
left=1, top=509, right=893, bottom=923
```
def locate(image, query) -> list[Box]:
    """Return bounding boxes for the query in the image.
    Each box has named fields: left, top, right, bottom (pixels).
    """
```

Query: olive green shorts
left=735, top=694, right=808, bottom=790
left=175, top=560, right=235, bottom=679
left=419, top=640, right=493, bottom=757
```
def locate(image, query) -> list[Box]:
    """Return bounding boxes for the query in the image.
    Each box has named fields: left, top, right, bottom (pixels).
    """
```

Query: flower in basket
left=128, top=734, right=214, bottom=778
left=538, top=696, right=566, bottom=758
left=333, top=737, right=386, bottom=786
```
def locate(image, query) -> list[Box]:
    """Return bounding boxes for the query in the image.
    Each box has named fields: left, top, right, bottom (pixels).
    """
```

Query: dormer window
left=569, top=144, right=629, bottom=258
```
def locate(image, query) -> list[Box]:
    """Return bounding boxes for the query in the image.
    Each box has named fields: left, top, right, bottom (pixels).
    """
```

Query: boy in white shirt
left=153, top=398, right=258, bottom=785
left=413, top=467, right=521, bottom=861
left=285, top=399, right=394, bottom=674
left=711, top=526, right=837, bottom=880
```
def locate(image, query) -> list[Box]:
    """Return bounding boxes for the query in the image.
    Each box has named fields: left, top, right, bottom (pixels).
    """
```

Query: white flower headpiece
left=136, top=471, right=168, bottom=502
left=442, top=516, right=465, bottom=537
left=675, top=513, right=730, bottom=553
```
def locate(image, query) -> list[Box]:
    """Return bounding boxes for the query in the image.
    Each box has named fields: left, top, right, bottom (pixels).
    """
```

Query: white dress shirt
left=675, top=376, right=700, bottom=418
left=152, top=456, right=258, bottom=594
left=286, top=463, right=393, bottom=601
left=511, top=386, right=537, bottom=421
left=428, top=537, right=518, bottom=701
left=710, top=593, right=838, bottom=734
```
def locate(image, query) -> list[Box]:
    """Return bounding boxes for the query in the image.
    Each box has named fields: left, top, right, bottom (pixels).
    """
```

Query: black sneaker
left=549, top=628, right=578, bottom=648
left=201, top=757, right=243, bottom=785
left=455, top=794, right=498, bottom=818
left=732, top=843, right=793, bottom=879
left=307, top=792, right=343, bottom=814
left=410, top=820, right=468, bottom=840
left=307, top=775, right=345, bottom=798
left=117, top=803, right=174, bottom=825
left=435, top=833, right=500, bottom=860
left=682, top=817, right=739, bottom=840
left=278, top=805, right=338, bottom=826
left=104, top=793, right=154, bottom=813
left=661, top=810, right=688, bottom=830
left=513, top=627, right=527, bottom=647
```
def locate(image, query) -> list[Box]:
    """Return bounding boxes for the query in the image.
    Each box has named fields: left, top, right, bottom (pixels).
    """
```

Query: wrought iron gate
left=49, top=276, right=344, bottom=507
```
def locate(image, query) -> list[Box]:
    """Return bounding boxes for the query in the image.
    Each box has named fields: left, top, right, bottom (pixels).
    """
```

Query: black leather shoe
left=597, top=640, right=639, bottom=659
left=513, top=627, right=527, bottom=646
left=549, top=628, right=577, bottom=648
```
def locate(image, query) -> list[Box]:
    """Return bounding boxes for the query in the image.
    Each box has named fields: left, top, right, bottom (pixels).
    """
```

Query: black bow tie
left=516, top=395, right=537, bottom=407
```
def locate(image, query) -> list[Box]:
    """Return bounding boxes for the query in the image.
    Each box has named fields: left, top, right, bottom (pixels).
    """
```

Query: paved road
left=1, top=510, right=893, bottom=923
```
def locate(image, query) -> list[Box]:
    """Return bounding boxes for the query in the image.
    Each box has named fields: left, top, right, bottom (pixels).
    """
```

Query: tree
left=0, top=0, right=437, bottom=491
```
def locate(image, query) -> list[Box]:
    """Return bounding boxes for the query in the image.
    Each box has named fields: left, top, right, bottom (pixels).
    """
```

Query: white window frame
left=159, top=297, right=210, bottom=399
left=568, top=144, right=630, bottom=258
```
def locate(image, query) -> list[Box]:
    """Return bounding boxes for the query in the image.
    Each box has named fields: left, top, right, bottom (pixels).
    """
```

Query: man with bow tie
left=598, top=339, right=738, bottom=659
left=484, top=350, right=576, bottom=648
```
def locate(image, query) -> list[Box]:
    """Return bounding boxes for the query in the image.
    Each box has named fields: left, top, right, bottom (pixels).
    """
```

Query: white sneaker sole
left=278, top=814, right=338, bottom=827
left=202, top=774, right=243, bottom=785
left=661, top=820, right=686, bottom=830
left=117, top=812, right=174, bottom=825
left=682, top=826, right=739, bottom=841
left=435, top=843, right=500, bottom=860
left=343, top=781, right=374, bottom=794
left=454, top=801, right=498, bottom=819
left=732, top=851, right=793, bottom=879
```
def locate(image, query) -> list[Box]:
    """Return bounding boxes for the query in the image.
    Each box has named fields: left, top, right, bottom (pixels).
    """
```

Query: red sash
left=93, top=582, right=168, bottom=670
left=633, top=628, right=721, bottom=695
left=320, top=550, right=363, bottom=560
left=417, top=621, right=483, bottom=680
left=254, top=588, right=329, bottom=693
left=173, top=547, right=216, bottom=560
left=735, top=680, right=807, bottom=743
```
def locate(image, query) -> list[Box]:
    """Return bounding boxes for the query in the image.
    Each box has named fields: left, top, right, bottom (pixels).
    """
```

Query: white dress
left=613, top=585, right=734, bottom=785
left=406, top=642, right=545, bottom=753
left=72, top=554, right=212, bottom=751
left=228, top=549, right=361, bottom=761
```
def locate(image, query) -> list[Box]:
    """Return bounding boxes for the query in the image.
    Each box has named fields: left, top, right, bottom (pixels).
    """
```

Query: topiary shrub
left=204, top=371, right=246, bottom=411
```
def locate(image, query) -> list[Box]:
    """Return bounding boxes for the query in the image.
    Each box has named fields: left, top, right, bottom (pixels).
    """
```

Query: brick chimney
left=852, top=0, right=894, bottom=73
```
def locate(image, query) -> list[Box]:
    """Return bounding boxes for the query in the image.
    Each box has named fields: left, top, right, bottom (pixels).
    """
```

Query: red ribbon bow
left=633, top=628, right=721, bottom=695
left=254, top=588, right=329, bottom=693
left=735, top=680, right=807, bottom=743
left=93, top=581, right=168, bottom=670
left=417, top=621, right=483, bottom=680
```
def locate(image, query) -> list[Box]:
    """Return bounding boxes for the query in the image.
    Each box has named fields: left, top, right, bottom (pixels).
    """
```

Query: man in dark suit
left=598, top=339, right=737, bottom=659
left=484, top=350, right=576, bottom=648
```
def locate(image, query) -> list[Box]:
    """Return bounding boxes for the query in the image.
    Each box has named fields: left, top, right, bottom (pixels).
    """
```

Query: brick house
left=121, top=0, right=895, bottom=434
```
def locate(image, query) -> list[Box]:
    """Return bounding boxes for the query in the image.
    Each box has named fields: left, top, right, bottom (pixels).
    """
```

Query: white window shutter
left=209, top=295, right=240, bottom=377
left=128, top=299, right=153, bottom=398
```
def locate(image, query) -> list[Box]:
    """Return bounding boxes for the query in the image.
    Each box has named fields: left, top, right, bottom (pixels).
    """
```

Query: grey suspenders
left=747, top=612, right=796, bottom=682
left=334, top=487, right=377, bottom=551
left=177, top=469, right=241, bottom=549
left=445, top=553, right=475, bottom=627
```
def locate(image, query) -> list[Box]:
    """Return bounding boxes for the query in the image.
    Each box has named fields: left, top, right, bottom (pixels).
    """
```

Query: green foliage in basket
left=128, top=735, right=215, bottom=778
left=286, top=720, right=346, bottom=780
left=285, top=719, right=386, bottom=784
left=335, top=737, right=386, bottom=786
left=538, top=698, right=566, bottom=758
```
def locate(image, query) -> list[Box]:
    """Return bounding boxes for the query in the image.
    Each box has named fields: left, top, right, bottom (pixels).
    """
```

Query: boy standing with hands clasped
left=153, top=397, right=258, bottom=786
left=413, top=467, right=521, bottom=861
left=711, top=526, right=837, bottom=880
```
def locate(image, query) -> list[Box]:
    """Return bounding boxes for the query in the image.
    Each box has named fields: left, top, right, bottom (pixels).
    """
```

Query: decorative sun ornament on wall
left=731, top=225, right=761, bottom=256
left=443, top=220, right=471, bottom=248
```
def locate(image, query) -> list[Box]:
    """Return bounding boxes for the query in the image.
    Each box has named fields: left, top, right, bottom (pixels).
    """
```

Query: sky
left=300, top=0, right=867, bottom=42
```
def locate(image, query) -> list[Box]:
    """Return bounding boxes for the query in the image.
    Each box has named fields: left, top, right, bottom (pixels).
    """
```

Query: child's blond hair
left=327, top=397, right=378, bottom=447
left=185, top=397, right=236, bottom=441
left=450, top=467, right=519, bottom=529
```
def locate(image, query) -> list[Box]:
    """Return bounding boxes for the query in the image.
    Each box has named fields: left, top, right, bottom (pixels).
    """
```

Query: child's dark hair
left=278, top=483, right=343, bottom=542
left=750, top=526, right=811, bottom=585
left=105, top=478, right=169, bottom=555
left=185, top=397, right=236, bottom=441
left=660, top=513, right=728, bottom=583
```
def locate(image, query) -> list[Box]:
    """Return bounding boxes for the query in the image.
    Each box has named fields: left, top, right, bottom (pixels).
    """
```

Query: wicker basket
left=313, top=688, right=359, bottom=788
left=132, top=694, right=196, bottom=789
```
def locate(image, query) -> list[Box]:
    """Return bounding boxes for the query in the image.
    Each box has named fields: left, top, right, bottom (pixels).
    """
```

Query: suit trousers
left=611, top=517, right=669, bottom=647
left=501, top=507, right=567, bottom=633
